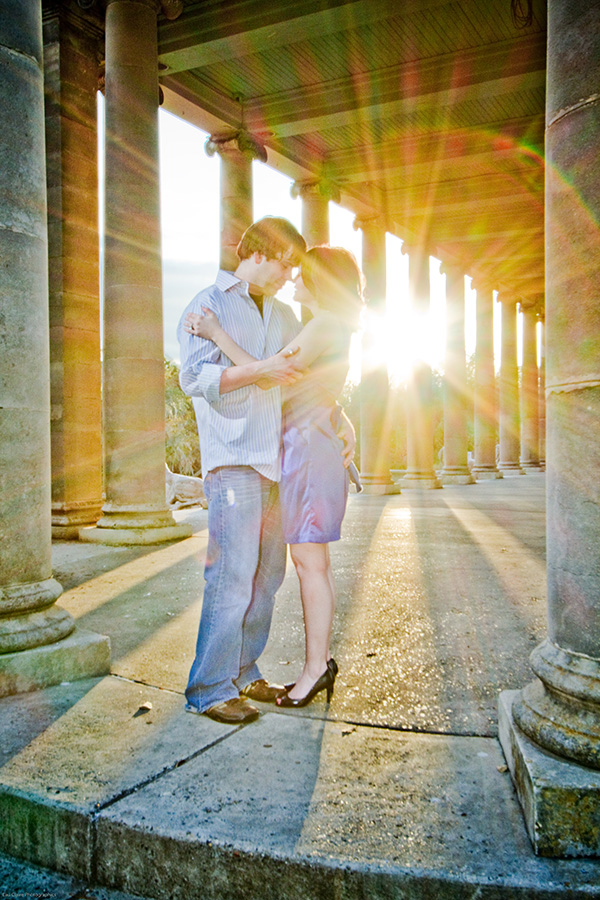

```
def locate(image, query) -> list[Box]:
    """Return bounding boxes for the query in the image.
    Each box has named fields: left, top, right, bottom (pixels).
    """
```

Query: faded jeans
left=185, top=466, right=286, bottom=713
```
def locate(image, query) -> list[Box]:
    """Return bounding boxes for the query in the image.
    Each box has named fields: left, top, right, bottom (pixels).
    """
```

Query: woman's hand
left=255, top=346, right=303, bottom=389
left=185, top=307, right=221, bottom=341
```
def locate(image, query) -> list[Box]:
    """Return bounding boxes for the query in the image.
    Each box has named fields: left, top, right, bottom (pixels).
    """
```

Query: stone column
left=499, top=0, right=600, bottom=857
left=520, top=301, right=542, bottom=471
left=498, top=296, right=524, bottom=474
left=471, top=283, right=501, bottom=479
left=400, top=245, right=441, bottom=490
left=440, top=263, right=474, bottom=484
left=292, top=179, right=331, bottom=248
left=291, top=178, right=334, bottom=323
left=81, top=0, right=190, bottom=545
left=354, top=217, right=398, bottom=493
left=0, top=0, right=109, bottom=696
left=538, top=317, right=546, bottom=469
left=44, top=7, right=103, bottom=539
left=206, top=131, right=266, bottom=272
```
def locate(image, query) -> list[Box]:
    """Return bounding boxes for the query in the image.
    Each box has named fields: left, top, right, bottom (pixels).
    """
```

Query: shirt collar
left=216, top=269, right=243, bottom=292
left=216, top=269, right=275, bottom=304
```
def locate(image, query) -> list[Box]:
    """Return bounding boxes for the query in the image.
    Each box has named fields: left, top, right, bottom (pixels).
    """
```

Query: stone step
left=1, top=676, right=599, bottom=899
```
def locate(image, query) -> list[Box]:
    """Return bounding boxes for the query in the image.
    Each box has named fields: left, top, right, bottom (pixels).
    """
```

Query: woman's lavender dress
left=279, top=328, right=352, bottom=544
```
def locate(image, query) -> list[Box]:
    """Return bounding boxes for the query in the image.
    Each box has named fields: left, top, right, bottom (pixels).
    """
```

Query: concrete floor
left=1, top=473, right=600, bottom=898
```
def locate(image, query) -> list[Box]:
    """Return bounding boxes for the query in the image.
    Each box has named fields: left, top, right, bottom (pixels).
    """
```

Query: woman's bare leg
left=324, top=544, right=337, bottom=662
left=286, top=541, right=336, bottom=700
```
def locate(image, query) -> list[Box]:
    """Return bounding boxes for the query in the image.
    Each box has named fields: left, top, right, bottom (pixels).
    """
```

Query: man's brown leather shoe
left=204, top=698, right=259, bottom=724
left=241, top=678, right=285, bottom=703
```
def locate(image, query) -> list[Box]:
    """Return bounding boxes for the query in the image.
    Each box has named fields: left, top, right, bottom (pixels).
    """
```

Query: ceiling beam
left=330, top=120, right=545, bottom=179
left=351, top=154, right=544, bottom=192
left=158, top=0, right=462, bottom=74
left=242, top=31, right=546, bottom=132
left=385, top=172, right=544, bottom=206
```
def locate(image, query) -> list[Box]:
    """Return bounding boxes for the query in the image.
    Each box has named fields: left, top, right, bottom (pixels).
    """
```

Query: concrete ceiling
left=158, top=0, right=547, bottom=303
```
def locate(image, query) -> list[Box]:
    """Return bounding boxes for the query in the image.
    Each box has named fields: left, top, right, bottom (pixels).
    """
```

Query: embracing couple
left=178, top=216, right=363, bottom=724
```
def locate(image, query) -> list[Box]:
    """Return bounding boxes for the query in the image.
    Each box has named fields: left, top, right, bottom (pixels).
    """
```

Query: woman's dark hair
left=237, top=216, right=306, bottom=264
left=301, top=245, right=364, bottom=329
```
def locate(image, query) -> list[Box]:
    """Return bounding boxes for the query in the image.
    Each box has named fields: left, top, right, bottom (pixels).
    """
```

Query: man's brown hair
left=237, top=216, right=306, bottom=264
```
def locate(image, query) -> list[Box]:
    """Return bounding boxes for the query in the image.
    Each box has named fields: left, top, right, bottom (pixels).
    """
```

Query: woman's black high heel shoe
left=284, top=657, right=338, bottom=693
left=277, top=668, right=334, bottom=707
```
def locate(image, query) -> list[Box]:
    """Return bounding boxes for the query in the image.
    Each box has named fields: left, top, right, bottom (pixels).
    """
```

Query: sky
left=100, top=103, right=492, bottom=382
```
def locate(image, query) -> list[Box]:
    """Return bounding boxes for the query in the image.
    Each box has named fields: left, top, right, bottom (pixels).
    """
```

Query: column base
left=471, top=466, right=503, bottom=480
left=520, top=461, right=543, bottom=472
left=359, top=482, right=402, bottom=495
left=80, top=522, right=192, bottom=546
left=399, top=471, right=442, bottom=490
left=0, top=627, right=111, bottom=699
left=52, top=500, right=103, bottom=540
left=439, top=468, right=475, bottom=485
left=499, top=690, right=600, bottom=857
left=79, top=507, right=193, bottom=546
left=512, top=639, right=600, bottom=770
left=498, top=462, right=526, bottom=475
left=0, top=579, right=76, bottom=654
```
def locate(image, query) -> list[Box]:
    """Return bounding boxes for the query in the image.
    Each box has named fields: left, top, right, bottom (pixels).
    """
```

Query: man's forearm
left=219, top=352, right=303, bottom=393
left=219, top=359, right=264, bottom=393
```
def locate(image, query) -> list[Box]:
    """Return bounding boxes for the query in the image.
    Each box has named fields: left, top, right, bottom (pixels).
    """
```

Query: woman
left=185, top=246, right=364, bottom=708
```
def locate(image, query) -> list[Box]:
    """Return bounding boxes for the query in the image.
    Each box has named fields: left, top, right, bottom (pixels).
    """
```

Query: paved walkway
left=1, top=473, right=599, bottom=899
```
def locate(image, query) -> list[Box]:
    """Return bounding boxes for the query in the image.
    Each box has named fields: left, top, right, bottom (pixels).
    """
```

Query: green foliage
left=165, top=358, right=201, bottom=475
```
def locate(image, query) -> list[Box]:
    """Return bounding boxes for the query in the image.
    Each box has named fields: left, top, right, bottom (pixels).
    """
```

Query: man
left=178, top=217, right=335, bottom=724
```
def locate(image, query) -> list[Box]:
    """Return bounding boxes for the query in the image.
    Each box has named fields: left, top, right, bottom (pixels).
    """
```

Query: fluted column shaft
left=538, top=319, right=546, bottom=467
left=520, top=304, right=541, bottom=470
left=499, top=0, right=600, bottom=859
left=214, top=139, right=254, bottom=272
left=471, top=284, right=501, bottom=479
left=294, top=179, right=331, bottom=323
left=400, top=247, right=441, bottom=489
left=513, top=0, right=600, bottom=761
left=83, top=0, right=190, bottom=545
left=294, top=180, right=330, bottom=248
left=44, top=9, right=103, bottom=538
left=0, top=0, right=73, bottom=659
left=498, top=297, right=524, bottom=474
left=440, top=264, right=474, bottom=484
left=357, top=218, right=395, bottom=491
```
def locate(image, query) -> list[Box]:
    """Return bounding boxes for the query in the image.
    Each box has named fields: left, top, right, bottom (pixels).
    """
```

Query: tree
left=164, top=359, right=201, bottom=475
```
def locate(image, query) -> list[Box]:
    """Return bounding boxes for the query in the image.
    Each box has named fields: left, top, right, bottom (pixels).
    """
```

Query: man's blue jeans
left=185, top=466, right=286, bottom=713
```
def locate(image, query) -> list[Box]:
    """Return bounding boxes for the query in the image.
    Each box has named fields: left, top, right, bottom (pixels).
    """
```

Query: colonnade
left=0, top=0, right=599, bottom=857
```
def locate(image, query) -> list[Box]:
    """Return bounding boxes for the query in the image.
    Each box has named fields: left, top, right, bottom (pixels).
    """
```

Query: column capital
left=496, top=291, right=519, bottom=308
left=439, top=259, right=465, bottom=278
left=95, top=0, right=185, bottom=15
left=160, top=0, right=184, bottom=18
left=470, top=274, right=495, bottom=294
left=205, top=130, right=268, bottom=163
left=105, top=0, right=161, bottom=10
left=519, top=294, right=545, bottom=318
left=400, top=239, right=433, bottom=259
left=291, top=178, right=340, bottom=203
left=352, top=213, right=385, bottom=233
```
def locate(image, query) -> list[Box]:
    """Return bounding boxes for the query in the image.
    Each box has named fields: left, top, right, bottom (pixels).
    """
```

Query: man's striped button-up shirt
left=177, top=270, right=301, bottom=482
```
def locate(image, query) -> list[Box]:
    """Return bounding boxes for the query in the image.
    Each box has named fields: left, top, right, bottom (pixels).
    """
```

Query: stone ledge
left=499, top=690, right=600, bottom=858
left=79, top=523, right=192, bottom=546
left=0, top=628, right=110, bottom=699
left=1, top=679, right=600, bottom=898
